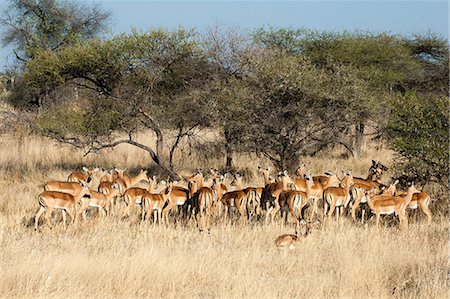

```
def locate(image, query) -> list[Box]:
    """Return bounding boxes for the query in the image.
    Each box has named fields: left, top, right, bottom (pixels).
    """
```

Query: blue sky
left=0, top=0, right=448, bottom=70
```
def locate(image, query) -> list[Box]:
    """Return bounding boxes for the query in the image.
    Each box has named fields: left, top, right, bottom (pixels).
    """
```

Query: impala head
left=345, top=171, right=354, bottom=186
left=82, top=166, right=99, bottom=174
left=383, top=179, right=399, bottom=195
left=365, top=187, right=379, bottom=199
left=231, top=173, right=243, bottom=186
left=188, top=171, right=203, bottom=182
left=164, top=181, right=173, bottom=196
left=111, top=182, right=120, bottom=190
left=369, top=160, right=388, bottom=181
left=114, top=167, right=127, bottom=177
left=407, top=182, right=421, bottom=194
left=295, top=162, right=306, bottom=177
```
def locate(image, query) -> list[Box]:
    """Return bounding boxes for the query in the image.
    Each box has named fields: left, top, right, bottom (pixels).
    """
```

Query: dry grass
left=0, top=133, right=448, bottom=298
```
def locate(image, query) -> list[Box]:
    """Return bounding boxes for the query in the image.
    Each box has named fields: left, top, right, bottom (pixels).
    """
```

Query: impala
left=382, top=181, right=432, bottom=224
left=323, top=172, right=354, bottom=221
left=279, top=174, right=318, bottom=230
left=161, top=183, right=191, bottom=224
left=274, top=220, right=315, bottom=250
left=122, top=176, right=157, bottom=218
left=349, top=179, right=399, bottom=222
left=366, top=183, right=421, bottom=230
left=98, top=170, right=114, bottom=194
left=266, top=170, right=296, bottom=224
left=35, top=181, right=90, bottom=230
left=45, top=180, right=86, bottom=196
left=350, top=187, right=370, bottom=222
left=352, top=160, right=388, bottom=191
left=142, top=182, right=173, bottom=225
left=220, top=187, right=248, bottom=226
left=230, top=173, right=264, bottom=222
left=67, top=166, right=99, bottom=183
left=295, top=171, right=340, bottom=220
left=115, top=168, right=149, bottom=189
left=79, top=183, right=121, bottom=220
left=188, top=171, right=216, bottom=231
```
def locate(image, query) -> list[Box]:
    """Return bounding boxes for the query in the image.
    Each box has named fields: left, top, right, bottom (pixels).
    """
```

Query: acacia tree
left=1, top=0, right=110, bottom=63
left=18, top=29, right=213, bottom=178
left=241, top=52, right=373, bottom=171
left=385, top=93, right=449, bottom=187
left=253, top=28, right=422, bottom=158
left=201, top=25, right=253, bottom=170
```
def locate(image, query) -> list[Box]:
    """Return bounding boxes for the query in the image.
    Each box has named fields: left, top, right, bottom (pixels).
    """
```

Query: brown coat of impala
left=67, top=166, right=99, bottom=183
left=323, top=172, right=354, bottom=221
left=142, top=183, right=173, bottom=225
left=366, top=184, right=421, bottom=230
left=382, top=181, right=432, bottom=224
left=35, top=182, right=90, bottom=230
left=45, top=181, right=88, bottom=196
left=79, top=183, right=121, bottom=220
left=188, top=171, right=215, bottom=232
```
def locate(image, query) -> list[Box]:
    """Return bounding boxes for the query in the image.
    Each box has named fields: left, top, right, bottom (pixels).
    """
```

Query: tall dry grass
left=0, top=132, right=448, bottom=298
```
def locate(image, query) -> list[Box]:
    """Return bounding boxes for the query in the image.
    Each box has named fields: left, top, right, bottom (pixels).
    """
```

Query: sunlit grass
left=0, top=132, right=447, bottom=298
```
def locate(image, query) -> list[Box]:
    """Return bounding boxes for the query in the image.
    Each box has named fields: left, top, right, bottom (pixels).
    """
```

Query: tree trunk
left=224, top=127, right=233, bottom=171
left=353, top=122, right=365, bottom=159
left=139, top=109, right=180, bottom=180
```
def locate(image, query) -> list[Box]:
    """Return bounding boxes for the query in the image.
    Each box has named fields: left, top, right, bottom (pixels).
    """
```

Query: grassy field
left=0, top=133, right=448, bottom=298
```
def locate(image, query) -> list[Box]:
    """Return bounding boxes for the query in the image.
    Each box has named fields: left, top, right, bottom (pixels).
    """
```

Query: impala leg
left=157, top=209, right=162, bottom=226
left=44, top=207, right=54, bottom=229
left=361, top=209, right=366, bottom=224
left=328, top=202, right=336, bottom=221
left=375, top=213, right=380, bottom=228
left=35, top=207, right=45, bottom=230
left=207, top=208, right=212, bottom=232
left=311, top=197, right=319, bottom=221
left=162, top=201, right=175, bottom=224
left=419, top=203, right=432, bottom=225
left=323, top=201, right=329, bottom=219
left=62, top=209, right=67, bottom=229
left=240, top=208, right=247, bottom=226
left=153, top=209, right=158, bottom=225
left=144, top=206, right=151, bottom=222
left=224, top=205, right=229, bottom=225
left=82, top=207, right=88, bottom=221
left=66, top=208, right=75, bottom=225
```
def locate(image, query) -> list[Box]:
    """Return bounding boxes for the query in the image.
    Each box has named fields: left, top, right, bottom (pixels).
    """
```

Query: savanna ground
left=0, top=132, right=448, bottom=298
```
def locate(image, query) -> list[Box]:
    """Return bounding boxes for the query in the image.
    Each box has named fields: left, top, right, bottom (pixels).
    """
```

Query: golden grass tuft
left=0, top=133, right=448, bottom=298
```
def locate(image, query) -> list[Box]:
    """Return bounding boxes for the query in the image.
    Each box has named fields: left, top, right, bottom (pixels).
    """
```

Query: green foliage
left=254, top=28, right=420, bottom=91
left=1, top=0, right=110, bottom=62
left=241, top=53, right=373, bottom=170
left=386, top=93, right=449, bottom=186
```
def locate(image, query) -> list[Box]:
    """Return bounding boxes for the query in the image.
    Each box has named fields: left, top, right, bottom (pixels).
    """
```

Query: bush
left=386, top=92, right=449, bottom=188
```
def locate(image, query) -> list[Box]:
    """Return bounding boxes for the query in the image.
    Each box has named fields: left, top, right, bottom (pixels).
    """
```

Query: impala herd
left=35, top=160, right=433, bottom=233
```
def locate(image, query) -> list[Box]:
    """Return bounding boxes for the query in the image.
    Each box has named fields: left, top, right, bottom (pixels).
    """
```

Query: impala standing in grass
left=35, top=181, right=90, bottom=230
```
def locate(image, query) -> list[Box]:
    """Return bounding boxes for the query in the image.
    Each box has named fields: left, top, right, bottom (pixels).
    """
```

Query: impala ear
left=82, top=166, right=89, bottom=172
left=394, top=179, right=399, bottom=186
left=93, top=167, right=99, bottom=172
left=284, top=170, right=289, bottom=176
left=160, top=180, right=167, bottom=186
left=372, top=160, right=376, bottom=165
